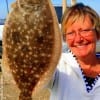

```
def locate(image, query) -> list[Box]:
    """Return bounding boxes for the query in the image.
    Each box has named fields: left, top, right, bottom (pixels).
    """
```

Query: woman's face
left=65, top=16, right=97, bottom=58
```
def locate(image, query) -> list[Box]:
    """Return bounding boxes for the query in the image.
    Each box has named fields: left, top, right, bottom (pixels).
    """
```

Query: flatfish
left=2, top=0, right=61, bottom=100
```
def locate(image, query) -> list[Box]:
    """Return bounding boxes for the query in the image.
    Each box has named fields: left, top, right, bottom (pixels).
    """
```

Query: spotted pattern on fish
left=2, top=0, right=61, bottom=100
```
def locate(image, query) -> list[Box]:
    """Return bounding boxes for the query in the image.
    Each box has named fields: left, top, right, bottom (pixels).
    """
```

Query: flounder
left=2, top=0, right=61, bottom=99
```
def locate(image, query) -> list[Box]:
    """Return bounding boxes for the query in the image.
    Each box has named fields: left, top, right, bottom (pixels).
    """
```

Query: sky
left=51, top=0, right=100, bottom=13
left=0, top=0, right=100, bottom=19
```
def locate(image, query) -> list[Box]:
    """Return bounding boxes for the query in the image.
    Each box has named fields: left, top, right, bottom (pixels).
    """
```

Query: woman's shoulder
left=57, top=52, right=76, bottom=70
left=59, top=52, right=76, bottom=64
left=57, top=52, right=80, bottom=72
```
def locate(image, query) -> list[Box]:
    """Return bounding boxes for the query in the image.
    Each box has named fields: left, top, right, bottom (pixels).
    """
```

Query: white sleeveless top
left=48, top=52, right=100, bottom=100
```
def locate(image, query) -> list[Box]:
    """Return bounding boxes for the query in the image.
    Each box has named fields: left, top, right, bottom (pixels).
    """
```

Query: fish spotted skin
left=2, top=0, right=61, bottom=99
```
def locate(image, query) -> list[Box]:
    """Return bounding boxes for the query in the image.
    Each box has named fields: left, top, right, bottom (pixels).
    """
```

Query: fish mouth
left=18, top=0, right=42, bottom=4
left=17, top=0, right=43, bottom=12
left=20, top=4, right=41, bottom=11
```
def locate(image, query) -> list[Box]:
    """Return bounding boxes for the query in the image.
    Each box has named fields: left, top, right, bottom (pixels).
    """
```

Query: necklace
left=81, top=68, right=100, bottom=92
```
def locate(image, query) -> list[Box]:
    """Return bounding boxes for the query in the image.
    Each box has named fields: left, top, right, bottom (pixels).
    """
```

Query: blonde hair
left=61, top=3, right=100, bottom=41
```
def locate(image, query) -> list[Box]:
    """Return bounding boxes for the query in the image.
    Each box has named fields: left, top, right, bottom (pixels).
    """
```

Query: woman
left=48, top=3, right=100, bottom=100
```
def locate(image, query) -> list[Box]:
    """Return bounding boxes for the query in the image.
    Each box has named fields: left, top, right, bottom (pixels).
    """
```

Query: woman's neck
left=77, top=56, right=100, bottom=78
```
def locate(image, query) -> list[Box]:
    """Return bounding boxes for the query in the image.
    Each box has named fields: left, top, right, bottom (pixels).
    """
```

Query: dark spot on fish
left=21, top=45, right=29, bottom=52
left=12, top=32, right=21, bottom=43
left=36, top=35, right=44, bottom=43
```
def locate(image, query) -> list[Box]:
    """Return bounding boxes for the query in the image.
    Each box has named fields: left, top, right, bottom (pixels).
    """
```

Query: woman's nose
left=74, top=32, right=83, bottom=42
